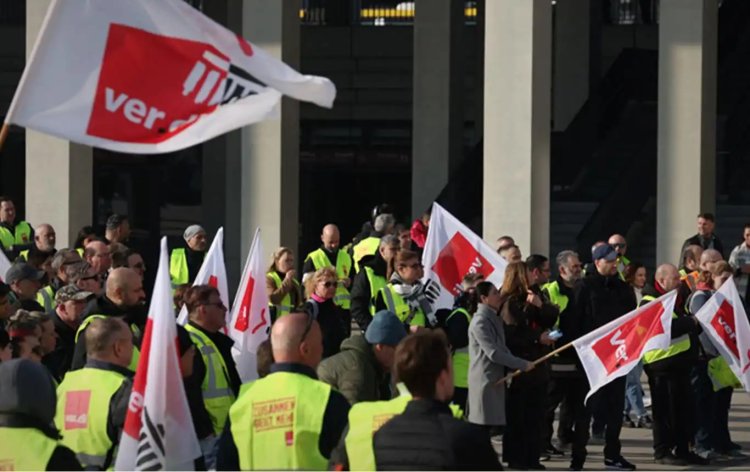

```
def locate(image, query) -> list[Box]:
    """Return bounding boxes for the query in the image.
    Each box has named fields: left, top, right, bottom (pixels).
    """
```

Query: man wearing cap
left=171, top=224, right=208, bottom=288
left=0, top=196, right=34, bottom=260
left=68, top=262, right=103, bottom=297
left=35, top=249, right=82, bottom=313
left=318, top=310, right=406, bottom=405
left=44, top=285, right=94, bottom=379
left=5, top=262, right=46, bottom=312
left=574, top=243, right=637, bottom=471
left=104, top=214, right=130, bottom=245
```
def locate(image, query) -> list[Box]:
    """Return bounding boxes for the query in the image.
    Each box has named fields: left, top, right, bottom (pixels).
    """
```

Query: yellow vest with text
left=170, top=248, right=189, bottom=288
left=184, top=323, right=236, bottom=435
left=55, top=367, right=127, bottom=470
left=0, top=427, right=58, bottom=471
left=36, top=285, right=56, bottom=312
left=345, top=394, right=412, bottom=471
left=364, top=267, right=387, bottom=316
left=75, top=315, right=141, bottom=372
left=641, top=294, right=691, bottom=364
left=0, top=221, right=32, bottom=250
left=446, top=308, right=472, bottom=388
left=229, top=371, right=330, bottom=470
left=542, top=281, right=569, bottom=329
left=306, top=248, right=352, bottom=309
left=267, top=271, right=301, bottom=319
left=379, top=284, right=426, bottom=327
left=353, top=237, right=381, bottom=272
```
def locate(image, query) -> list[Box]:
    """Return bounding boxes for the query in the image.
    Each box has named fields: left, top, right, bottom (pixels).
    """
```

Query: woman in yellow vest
left=266, top=247, right=303, bottom=322
left=374, top=250, right=438, bottom=330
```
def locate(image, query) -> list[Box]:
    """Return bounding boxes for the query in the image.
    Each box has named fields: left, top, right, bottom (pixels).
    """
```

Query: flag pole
left=495, top=341, right=576, bottom=385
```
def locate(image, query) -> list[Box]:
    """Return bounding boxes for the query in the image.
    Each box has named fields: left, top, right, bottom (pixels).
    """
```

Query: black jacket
left=350, top=252, right=388, bottom=331
left=372, top=398, right=501, bottom=470
left=574, top=269, right=637, bottom=332
left=42, top=310, right=78, bottom=380
left=184, top=245, right=205, bottom=285
left=215, top=363, right=351, bottom=470
left=70, top=296, right=148, bottom=371
left=543, top=277, right=586, bottom=376
left=305, top=298, right=349, bottom=359
left=187, top=322, right=242, bottom=397
left=682, top=233, right=725, bottom=260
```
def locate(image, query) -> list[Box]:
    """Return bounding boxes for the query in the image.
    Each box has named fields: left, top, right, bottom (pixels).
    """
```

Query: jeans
left=589, top=377, right=626, bottom=459
left=623, top=361, right=647, bottom=418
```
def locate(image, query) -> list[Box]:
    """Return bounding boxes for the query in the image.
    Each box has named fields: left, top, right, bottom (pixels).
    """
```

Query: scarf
left=390, top=272, right=435, bottom=324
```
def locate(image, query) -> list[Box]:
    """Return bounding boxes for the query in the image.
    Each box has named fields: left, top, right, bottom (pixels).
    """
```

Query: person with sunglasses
left=303, top=267, right=349, bottom=359
left=608, top=234, right=631, bottom=282
left=67, top=262, right=103, bottom=297
left=217, top=311, right=350, bottom=470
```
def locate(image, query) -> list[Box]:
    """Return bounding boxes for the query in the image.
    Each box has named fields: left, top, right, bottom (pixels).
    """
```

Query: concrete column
left=411, top=0, right=464, bottom=218
left=553, top=0, right=590, bottom=131
left=483, top=0, right=551, bottom=255
left=25, top=1, right=92, bottom=248
left=656, top=0, right=717, bottom=265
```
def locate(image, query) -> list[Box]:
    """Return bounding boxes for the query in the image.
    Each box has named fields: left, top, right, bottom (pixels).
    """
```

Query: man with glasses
left=608, top=234, right=630, bottom=281
left=35, top=248, right=82, bottom=312
left=68, top=261, right=103, bottom=296
left=217, top=311, right=350, bottom=470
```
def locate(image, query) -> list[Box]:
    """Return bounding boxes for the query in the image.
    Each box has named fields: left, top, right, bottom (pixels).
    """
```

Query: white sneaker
left=643, top=396, right=652, bottom=408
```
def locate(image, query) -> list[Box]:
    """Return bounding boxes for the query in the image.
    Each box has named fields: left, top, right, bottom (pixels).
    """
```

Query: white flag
left=573, top=291, right=676, bottom=402
left=694, top=277, right=750, bottom=392
left=421, top=202, right=508, bottom=311
left=7, top=0, right=335, bottom=154
left=115, top=237, right=200, bottom=470
left=177, top=228, right=230, bottom=327
left=0, top=250, right=12, bottom=283
left=229, top=228, right=271, bottom=382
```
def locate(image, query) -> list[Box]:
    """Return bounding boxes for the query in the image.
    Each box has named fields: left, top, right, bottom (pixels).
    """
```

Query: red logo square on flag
left=64, top=390, right=92, bottom=430
left=431, top=232, right=494, bottom=296
left=711, top=300, right=739, bottom=358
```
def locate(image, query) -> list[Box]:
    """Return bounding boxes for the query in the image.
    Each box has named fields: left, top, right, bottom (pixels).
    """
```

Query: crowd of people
left=1, top=194, right=750, bottom=471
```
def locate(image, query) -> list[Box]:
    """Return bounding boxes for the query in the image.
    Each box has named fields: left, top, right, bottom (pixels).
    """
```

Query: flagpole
left=0, top=123, right=8, bottom=152
left=495, top=341, right=576, bottom=385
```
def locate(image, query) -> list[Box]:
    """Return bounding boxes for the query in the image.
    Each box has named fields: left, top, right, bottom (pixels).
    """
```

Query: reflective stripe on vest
left=55, top=367, right=127, bottom=469
left=36, top=285, right=55, bottom=312
left=542, top=281, right=569, bottom=329
left=446, top=308, right=472, bottom=388
left=229, top=371, right=330, bottom=470
left=0, top=221, right=32, bottom=249
left=707, top=356, right=742, bottom=391
left=0, top=427, right=58, bottom=471
left=306, top=248, right=352, bottom=309
left=170, top=248, right=189, bottom=288
left=617, top=255, right=631, bottom=281
left=184, top=324, right=236, bottom=435
left=364, top=266, right=387, bottom=316
left=76, top=315, right=141, bottom=372
left=380, top=284, right=426, bottom=327
left=19, top=250, right=28, bottom=261
left=681, top=271, right=699, bottom=293
left=345, top=395, right=412, bottom=471
left=353, top=237, right=381, bottom=272
left=641, top=295, right=691, bottom=364
left=267, top=272, right=300, bottom=318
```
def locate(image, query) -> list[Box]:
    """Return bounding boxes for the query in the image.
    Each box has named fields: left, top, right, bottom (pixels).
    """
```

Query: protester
left=350, top=235, right=400, bottom=330
left=255, top=338, right=274, bottom=378
left=410, top=208, right=430, bottom=250
left=170, top=224, right=208, bottom=288
left=305, top=266, right=350, bottom=358
left=496, top=235, right=515, bottom=253
left=622, top=262, right=652, bottom=429
left=104, top=214, right=130, bottom=245
left=83, top=239, right=112, bottom=277
left=0, top=196, right=34, bottom=259
left=728, top=222, right=750, bottom=304
left=68, top=261, right=102, bottom=296
left=7, top=310, right=43, bottom=361
left=303, top=224, right=353, bottom=311
left=36, top=249, right=82, bottom=312
left=266, top=246, right=303, bottom=321
left=353, top=213, right=396, bottom=272
left=608, top=234, right=630, bottom=280
left=375, top=250, right=438, bottom=330
left=45, top=285, right=93, bottom=380
left=679, top=244, right=703, bottom=278
left=73, top=225, right=97, bottom=255
left=5, top=262, right=45, bottom=311
left=682, top=213, right=725, bottom=259
left=499, top=244, right=522, bottom=263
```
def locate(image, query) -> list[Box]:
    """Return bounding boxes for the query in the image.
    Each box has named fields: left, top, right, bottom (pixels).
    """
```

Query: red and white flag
left=0, top=250, right=11, bottom=283
left=177, top=227, right=230, bottom=326
left=574, top=291, right=677, bottom=402
left=115, top=237, right=200, bottom=470
left=422, top=202, right=508, bottom=310
left=6, top=0, right=335, bottom=154
left=228, top=228, right=270, bottom=382
left=694, top=277, right=750, bottom=392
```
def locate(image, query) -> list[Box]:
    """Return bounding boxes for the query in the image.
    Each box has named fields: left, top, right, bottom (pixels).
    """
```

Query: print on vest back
left=432, top=232, right=494, bottom=296
left=64, top=390, right=92, bottom=430
left=252, top=397, right=295, bottom=443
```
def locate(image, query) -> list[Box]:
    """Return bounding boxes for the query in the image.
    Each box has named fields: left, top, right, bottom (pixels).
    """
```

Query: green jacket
left=317, top=334, right=390, bottom=406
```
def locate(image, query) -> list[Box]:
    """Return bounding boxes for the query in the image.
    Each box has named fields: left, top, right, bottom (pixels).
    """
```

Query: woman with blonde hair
left=374, top=250, right=438, bottom=330
left=304, top=267, right=349, bottom=358
left=266, top=247, right=302, bottom=322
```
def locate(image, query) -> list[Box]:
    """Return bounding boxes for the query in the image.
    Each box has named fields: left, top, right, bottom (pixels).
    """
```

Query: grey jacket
left=467, top=303, right=529, bottom=426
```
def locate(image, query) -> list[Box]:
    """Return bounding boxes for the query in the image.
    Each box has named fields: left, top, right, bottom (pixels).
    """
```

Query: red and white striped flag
left=694, top=277, right=750, bottom=392
left=228, top=228, right=270, bottom=382
left=115, top=237, right=200, bottom=470
left=574, top=291, right=677, bottom=402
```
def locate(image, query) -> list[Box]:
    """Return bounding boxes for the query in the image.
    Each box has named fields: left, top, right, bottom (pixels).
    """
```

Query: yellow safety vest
left=0, top=427, right=59, bottom=471
left=0, top=221, right=32, bottom=250
left=364, top=267, right=387, bottom=316
left=18, top=249, right=28, bottom=261
left=229, top=371, right=331, bottom=470
left=707, top=356, right=742, bottom=391
left=345, top=394, right=412, bottom=471
left=267, top=271, right=300, bottom=319
left=641, top=295, right=691, bottom=364
left=55, top=367, right=127, bottom=470
left=306, top=248, right=352, bottom=309
left=542, top=281, right=569, bottom=329
left=353, top=237, right=380, bottom=272
left=184, top=324, right=236, bottom=435
left=378, top=284, right=426, bottom=327
left=445, top=308, right=472, bottom=388
left=169, top=248, right=189, bottom=288
left=36, top=285, right=56, bottom=312
left=617, top=255, right=631, bottom=281
left=76, top=315, right=141, bottom=372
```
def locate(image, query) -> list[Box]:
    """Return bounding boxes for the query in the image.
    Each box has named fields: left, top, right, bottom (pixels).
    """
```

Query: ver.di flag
left=6, top=0, right=335, bottom=154
left=228, top=228, right=270, bottom=382
left=573, top=291, right=677, bottom=402
left=115, top=238, right=200, bottom=470
left=421, top=202, right=508, bottom=311
left=694, top=277, right=750, bottom=392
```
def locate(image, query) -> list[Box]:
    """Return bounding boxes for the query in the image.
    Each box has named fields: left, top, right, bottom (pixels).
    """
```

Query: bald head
left=608, top=234, right=627, bottom=256
left=655, top=264, right=680, bottom=292
left=700, top=249, right=723, bottom=273
left=106, top=268, right=145, bottom=308
left=35, top=224, right=56, bottom=252
left=321, top=224, right=340, bottom=252
left=271, top=311, right=323, bottom=369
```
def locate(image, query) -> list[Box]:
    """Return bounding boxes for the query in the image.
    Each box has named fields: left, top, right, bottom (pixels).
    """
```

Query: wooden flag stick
left=495, top=341, right=576, bottom=385
left=0, top=123, right=9, bottom=153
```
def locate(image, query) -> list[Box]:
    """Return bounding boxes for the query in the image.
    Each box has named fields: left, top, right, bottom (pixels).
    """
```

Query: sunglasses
left=321, top=281, right=337, bottom=288
left=612, top=243, right=626, bottom=249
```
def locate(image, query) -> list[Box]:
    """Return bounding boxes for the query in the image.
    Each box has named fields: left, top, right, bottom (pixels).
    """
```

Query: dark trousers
left=543, top=376, right=577, bottom=446
left=452, top=387, right=468, bottom=414
left=713, top=387, right=734, bottom=452
left=589, top=377, right=625, bottom=459
left=504, top=380, right=547, bottom=467
left=690, top=361, right=713, bottom=451
left=645, top=365, right=693, bottom=458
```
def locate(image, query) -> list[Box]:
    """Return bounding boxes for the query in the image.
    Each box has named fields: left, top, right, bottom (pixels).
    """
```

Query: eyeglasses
left=612, top=243, right=626, bottom=249
left=321, top=281, right=337, bottom=288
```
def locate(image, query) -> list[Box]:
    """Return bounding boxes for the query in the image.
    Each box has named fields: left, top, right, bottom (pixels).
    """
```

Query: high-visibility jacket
left=378, top=284, right=426, bottom=327
left=707, top=356, right=742, bottom=391
left=641, top=294, right=691, bottom=364
left=0, top=221, right=32, bottom=250
left=446, top=308, right=472, bottom=388
left=681, top=270, right=700, bottom=293
left=55, top=367, right=128, bottom=470
left=542, top=281, right=569, bottom=329
left=229, top=371, right=331, bottom=470
left=353, top=237, right=380, bottom=272
left=364, top=266, right=387, bottom=316
left=76, top=315, right=141, bottom=372
left=305, top=248, right=352, bottom=309
left=170, top=248, right=189, bottom=288
left=267, top=272, right=301, bottom=319
left=0, top=427, right=59, bottom=471
left=36, top=285, right=56, bottom=312
left=616, top=255, right=631, bottom=281
left=184, top=323, right=236, bottom=435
